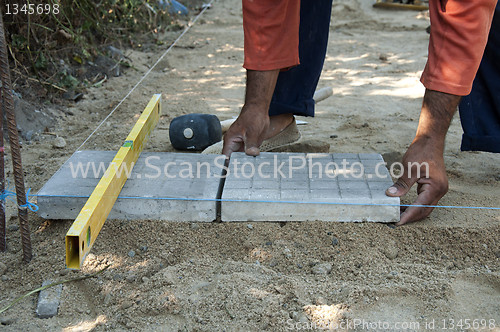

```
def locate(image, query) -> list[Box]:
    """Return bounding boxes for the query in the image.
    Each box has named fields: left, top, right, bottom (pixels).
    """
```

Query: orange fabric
left=421, top=0, right=497, bottom=96
left=242, top=0, right=300, bottom=71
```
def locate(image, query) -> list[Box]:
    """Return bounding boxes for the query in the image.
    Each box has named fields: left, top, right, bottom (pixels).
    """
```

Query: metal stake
left=0, top=10, right=32, bottom=261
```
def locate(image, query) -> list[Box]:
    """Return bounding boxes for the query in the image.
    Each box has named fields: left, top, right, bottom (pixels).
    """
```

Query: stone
left=52, top=137, right=66, bottom=148
left=311, top=263, right=332, bottom=275
left=315, top=297, right=327, bottom=305
left=128, top=250, right=136, bottom=258
left=246, top=224, right=253, bottom=230
left=494, top=251, right=500, bottom=258
left=0, top=262, right=7, bottom=276
left=37, top=152, right=223, bottom=221
left=331, top=237, right=339, bottom=247
left=221, top=153, right=399, bottom=222
left=383, top=247, right=398, bottom=260
left=126, top=274, right=136, bottom=283
left=1, top=275, right=8, bottom=282
left=112, top=274, right=123, bottom=281
left=25, top=130, right=34, bottom=141
left=104, top=293, right=113, bottom=305
left=7, top=224, right=19, bottom=232
left=121, top=300, right=134, bottom=310
left=36, top=280, right=62, bottom=318
left=0, top=317, right=16, bottom=325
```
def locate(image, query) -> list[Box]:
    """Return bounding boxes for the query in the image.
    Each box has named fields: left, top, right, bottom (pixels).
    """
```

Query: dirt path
left=1, top=0, right=499, bottom=331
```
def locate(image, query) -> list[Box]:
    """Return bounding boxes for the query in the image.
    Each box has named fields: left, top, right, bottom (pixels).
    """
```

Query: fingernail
left=387, top=186, right=398, bottom=194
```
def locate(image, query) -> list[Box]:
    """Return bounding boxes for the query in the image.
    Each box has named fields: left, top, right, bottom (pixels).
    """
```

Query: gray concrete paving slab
left=221, top=152, right=399, bottom=222
left=37, top=151, right=224, bottom=221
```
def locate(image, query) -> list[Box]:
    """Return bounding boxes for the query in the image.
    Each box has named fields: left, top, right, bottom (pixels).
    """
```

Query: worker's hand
left=385, top=137, right=449, bottom=225
left=222, top=104, right=270, bottom=157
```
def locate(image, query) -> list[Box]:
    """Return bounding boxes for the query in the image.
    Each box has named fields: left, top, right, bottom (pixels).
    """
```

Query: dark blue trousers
left=269, top=0, right=333, bottom=117
left=459, top=2, right=500, bottom=153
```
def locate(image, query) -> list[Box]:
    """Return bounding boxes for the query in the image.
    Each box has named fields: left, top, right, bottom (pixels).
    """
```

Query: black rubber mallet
left=169, top=113, right=222, bottom=150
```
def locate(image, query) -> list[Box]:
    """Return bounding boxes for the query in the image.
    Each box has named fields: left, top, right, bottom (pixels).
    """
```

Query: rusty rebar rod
left=0, top=10, right=32, bottom=261
left=0, top=84, right=5, bottom=252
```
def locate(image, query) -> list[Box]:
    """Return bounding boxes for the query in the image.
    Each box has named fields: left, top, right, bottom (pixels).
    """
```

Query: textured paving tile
left=221, top=152, right=399, bottom=222
left=37, top=151, right=224, bottom=221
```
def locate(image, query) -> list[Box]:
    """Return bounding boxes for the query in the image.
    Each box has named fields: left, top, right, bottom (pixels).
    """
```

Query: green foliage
left=34, top=53, right=48, bottom=70
left=58, top=70, right=79, bottom=89
left=3, top=0, right=174, bottom=79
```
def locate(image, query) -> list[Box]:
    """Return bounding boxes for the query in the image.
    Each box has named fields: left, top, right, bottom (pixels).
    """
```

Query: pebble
left=36, top=280, right=62, bottom=318
left=311, top=263, right=332, bottom=275
left=112, top=274, right=123, bottom=281
left=269, top=260, right=278, bottom=267
left=126, top=274, right=136, bottom=283
left=190, top=223, right=199, bottom=230
left=247, top=224, right=253, bottom=230
left=103, top=293, right=113, bottom=305
left=383, top=247, right=398, bottom=260
left=331, top=237, right=339, bottom=247
left=1, top=275, right=8, bottom=281
left=265, top=241, right=272, bottom=246
left=140, top=246, right=148, bottom=252
left=0, top=262, right=7, bottom=276
left=25, top=130, right=34, bottom=141
left=7, top=224, right=19, bottom=232
left=0, top=317, right=16, bottom=325
left=494, top=251, right=500, bottom=258
left=121, top=300, right=134, bottom=310
left=59, top=269, right=69, bottom=276
left=128, top=250, right=136, bottom=258
left=315, top=297, right=327, bottom=305
left=52, top=137, right=66, bottom=148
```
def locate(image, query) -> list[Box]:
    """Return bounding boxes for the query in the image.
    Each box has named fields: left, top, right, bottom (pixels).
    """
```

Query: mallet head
left=169, top=113, right=222, bottom=150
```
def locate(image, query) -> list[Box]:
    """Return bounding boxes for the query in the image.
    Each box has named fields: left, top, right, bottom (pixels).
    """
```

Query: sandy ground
left=1, top=0, right=500, bottom=331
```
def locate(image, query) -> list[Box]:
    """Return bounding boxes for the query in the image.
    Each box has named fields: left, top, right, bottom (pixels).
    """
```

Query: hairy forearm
left=244, top=69, right=280, bottom=112
left=414, top=89, right=462, bottom=146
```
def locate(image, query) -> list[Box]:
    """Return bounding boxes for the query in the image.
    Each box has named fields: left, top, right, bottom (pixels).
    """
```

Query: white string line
left=32, top=194, right=500, bottom=211
left=75, top=0, right=215, bottom=152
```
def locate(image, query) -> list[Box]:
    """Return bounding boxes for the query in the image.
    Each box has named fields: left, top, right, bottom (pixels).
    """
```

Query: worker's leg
left=459, top=2, right=500, bottom=153
left=268, top=0, right=333, bottom=117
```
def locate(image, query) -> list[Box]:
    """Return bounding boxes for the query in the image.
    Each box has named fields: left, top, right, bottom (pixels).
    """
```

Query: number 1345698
left=5, top=3, right=60, bottom=15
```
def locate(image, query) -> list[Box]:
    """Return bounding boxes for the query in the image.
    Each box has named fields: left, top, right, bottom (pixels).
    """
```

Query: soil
left=1, top=0, right=500, bottom=331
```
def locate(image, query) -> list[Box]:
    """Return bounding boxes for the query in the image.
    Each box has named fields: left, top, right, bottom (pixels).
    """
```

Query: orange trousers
left=421, top=0, right=498, bottom=96
left=242, top=0, right=300, bottom=71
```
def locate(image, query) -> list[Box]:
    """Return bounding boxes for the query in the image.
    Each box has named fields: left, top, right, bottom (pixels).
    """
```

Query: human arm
left=222, top=70, right=279, bottom=156
left=386, top=89, right=461, bottom=225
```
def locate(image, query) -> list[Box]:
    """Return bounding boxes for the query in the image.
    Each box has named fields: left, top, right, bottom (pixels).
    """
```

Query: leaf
left=11, top=34, right=27, bottom=50
left=73, top=55, right=83, bottom=64
left=60, top=74, right=79, bottom=89
left=35, top=53, right=48, bottom=70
